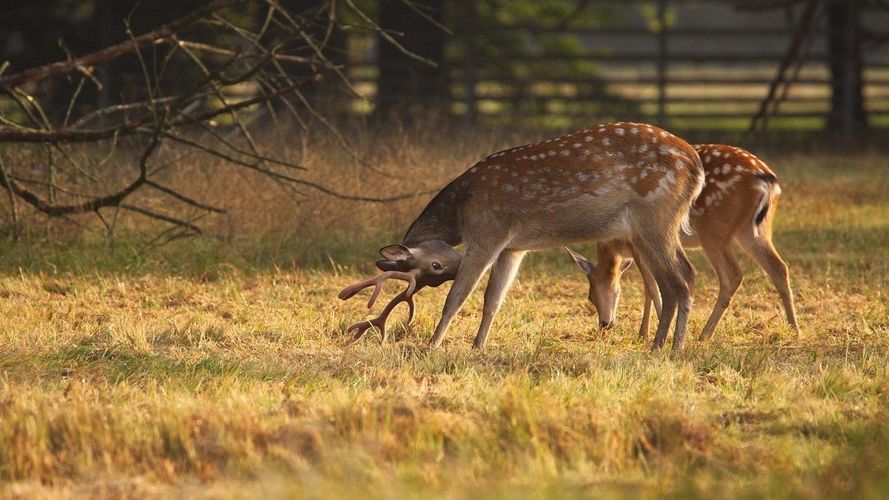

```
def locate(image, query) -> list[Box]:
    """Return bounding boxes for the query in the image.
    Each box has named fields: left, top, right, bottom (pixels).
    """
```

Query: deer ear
left=565, top=247, right=594, bottom=276
left=379, top=244, right=412, bottom=261
left=619, top=259, right=634, bottom=275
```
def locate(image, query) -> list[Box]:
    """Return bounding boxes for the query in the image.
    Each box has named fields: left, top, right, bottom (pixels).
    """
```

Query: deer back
left=405, top=122, right=704, bottom=249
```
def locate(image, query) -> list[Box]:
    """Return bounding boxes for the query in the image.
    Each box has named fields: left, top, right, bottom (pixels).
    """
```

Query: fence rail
left=350, top=0, right=889, bottom=128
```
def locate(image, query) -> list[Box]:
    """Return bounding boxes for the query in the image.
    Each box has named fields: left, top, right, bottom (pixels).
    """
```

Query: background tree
left=0, top=0, right=422, bottom=238
left=825, top=0, right=868, bottom=137
left=374, top=0, right=447, bottom=117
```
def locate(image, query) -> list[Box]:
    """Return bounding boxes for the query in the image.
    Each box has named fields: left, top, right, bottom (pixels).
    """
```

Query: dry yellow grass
left=0, top=129, right=887, bottom=498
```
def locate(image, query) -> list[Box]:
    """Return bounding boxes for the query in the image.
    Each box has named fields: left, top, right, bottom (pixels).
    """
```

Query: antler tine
left=344, top=289, right=416, bottom=345
left=338, top=270, right=418, bottom=308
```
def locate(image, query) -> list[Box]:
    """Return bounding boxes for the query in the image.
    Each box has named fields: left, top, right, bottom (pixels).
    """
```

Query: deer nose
left=599, top=320, right=613, bottom=330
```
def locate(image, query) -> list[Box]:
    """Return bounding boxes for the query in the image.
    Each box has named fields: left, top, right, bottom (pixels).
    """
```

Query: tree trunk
left=825, top=0, right=868, bottom=139
left=375, top=0, right=447, bottom=118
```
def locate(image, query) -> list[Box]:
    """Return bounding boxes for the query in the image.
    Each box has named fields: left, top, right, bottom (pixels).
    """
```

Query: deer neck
left=403, top=182, right=464, bottom=247
left=595, top=243, right=629, bottom=284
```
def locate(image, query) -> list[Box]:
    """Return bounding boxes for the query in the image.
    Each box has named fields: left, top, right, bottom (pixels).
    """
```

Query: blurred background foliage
left=4, top=0, right=885, bottom=135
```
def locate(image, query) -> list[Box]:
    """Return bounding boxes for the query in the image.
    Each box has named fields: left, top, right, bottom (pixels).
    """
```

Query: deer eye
left=431, top=262, right=442, bottom=271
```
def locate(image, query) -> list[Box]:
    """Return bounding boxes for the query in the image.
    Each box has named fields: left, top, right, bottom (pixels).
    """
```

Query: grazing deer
left=340, top=122, right=705, bottom=350
left=568, top=144, right=799, bottom=340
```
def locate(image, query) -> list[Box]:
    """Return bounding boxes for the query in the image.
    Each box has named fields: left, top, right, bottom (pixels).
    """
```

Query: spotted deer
left=568, top=144, right=799, bottom=340
left=339, top=122, right=705, bottom=351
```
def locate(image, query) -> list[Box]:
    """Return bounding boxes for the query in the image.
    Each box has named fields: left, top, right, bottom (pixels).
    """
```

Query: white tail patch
left=681, top=160, right=706, bottom=236
left=751, top=178, right=777, bottom=237
left=680, top=215, right=694, bottom=236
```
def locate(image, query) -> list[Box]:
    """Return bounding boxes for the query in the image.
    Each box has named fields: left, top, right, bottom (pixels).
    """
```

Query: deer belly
left=509, top=198, right=633, bottom=250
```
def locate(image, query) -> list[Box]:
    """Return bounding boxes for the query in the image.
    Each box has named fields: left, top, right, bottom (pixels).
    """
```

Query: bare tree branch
left=0, top=0, right=442, bottom=239
left=0, top=0, right=239, bottom=89
left=145, top=180, right=226, bottom=213
left=120, top=203, right=203, bottom=234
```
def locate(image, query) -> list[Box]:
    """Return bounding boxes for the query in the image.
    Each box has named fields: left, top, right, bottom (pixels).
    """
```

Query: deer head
left=566, top=247, right=632, bottom=330
left=374, top=240, right=462, bottom=286
left=338, top=240, right=463, bottom=343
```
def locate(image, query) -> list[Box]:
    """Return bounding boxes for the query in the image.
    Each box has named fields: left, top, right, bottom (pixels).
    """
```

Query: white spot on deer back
left=704, top=194, right=714, bottom=207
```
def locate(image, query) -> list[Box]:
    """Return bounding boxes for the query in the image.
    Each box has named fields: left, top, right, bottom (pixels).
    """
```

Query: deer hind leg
left=639, top=290, right=653, bottom=339
left=428, top=246, right=500, bottom=348
left=737, top=231, right=799, bottom=331
left=631, top=234, right=686, bottom=350
left=698, top=241, right=744, bottom=340
left=672, top=247, right=696, bottom=350
left=473, top=250, right=527, bottom=349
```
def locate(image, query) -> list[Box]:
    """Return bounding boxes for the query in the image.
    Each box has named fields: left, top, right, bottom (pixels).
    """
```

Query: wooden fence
left=349, top=0, right=889, bottom=130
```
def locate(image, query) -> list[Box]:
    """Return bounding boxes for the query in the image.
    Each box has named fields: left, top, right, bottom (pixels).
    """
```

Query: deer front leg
left=428, top=247, right=499, bottom=348
left=473, top=250, right=526, bottom=349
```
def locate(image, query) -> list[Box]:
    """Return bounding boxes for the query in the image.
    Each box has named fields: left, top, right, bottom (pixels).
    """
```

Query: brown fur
left=573, top=144, right=799, bottom=340
left=394, top=122, right=705, bottom=350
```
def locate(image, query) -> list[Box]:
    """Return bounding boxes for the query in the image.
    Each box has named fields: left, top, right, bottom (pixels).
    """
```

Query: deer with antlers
left=339, top=122, right=705, bottom=351
left=567, top=144, right=799, bottom=340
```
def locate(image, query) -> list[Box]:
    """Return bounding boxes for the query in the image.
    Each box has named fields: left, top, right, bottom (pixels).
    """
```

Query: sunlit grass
left=0, top=140, right=887, bottom=498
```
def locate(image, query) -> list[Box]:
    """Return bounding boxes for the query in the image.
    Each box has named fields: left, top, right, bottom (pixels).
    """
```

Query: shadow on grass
left=1, top=336, right=292, bottom=388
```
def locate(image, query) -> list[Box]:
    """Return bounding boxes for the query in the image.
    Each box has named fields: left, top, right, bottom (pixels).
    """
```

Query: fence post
left=656, top=0, right=669, bottom=127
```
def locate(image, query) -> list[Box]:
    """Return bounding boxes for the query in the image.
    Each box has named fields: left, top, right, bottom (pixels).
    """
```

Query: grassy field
left=0, top=137, right=887, bottom=498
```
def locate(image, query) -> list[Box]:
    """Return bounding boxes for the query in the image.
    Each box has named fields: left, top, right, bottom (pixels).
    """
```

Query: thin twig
left=145, top=180, right=226, bottom=213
